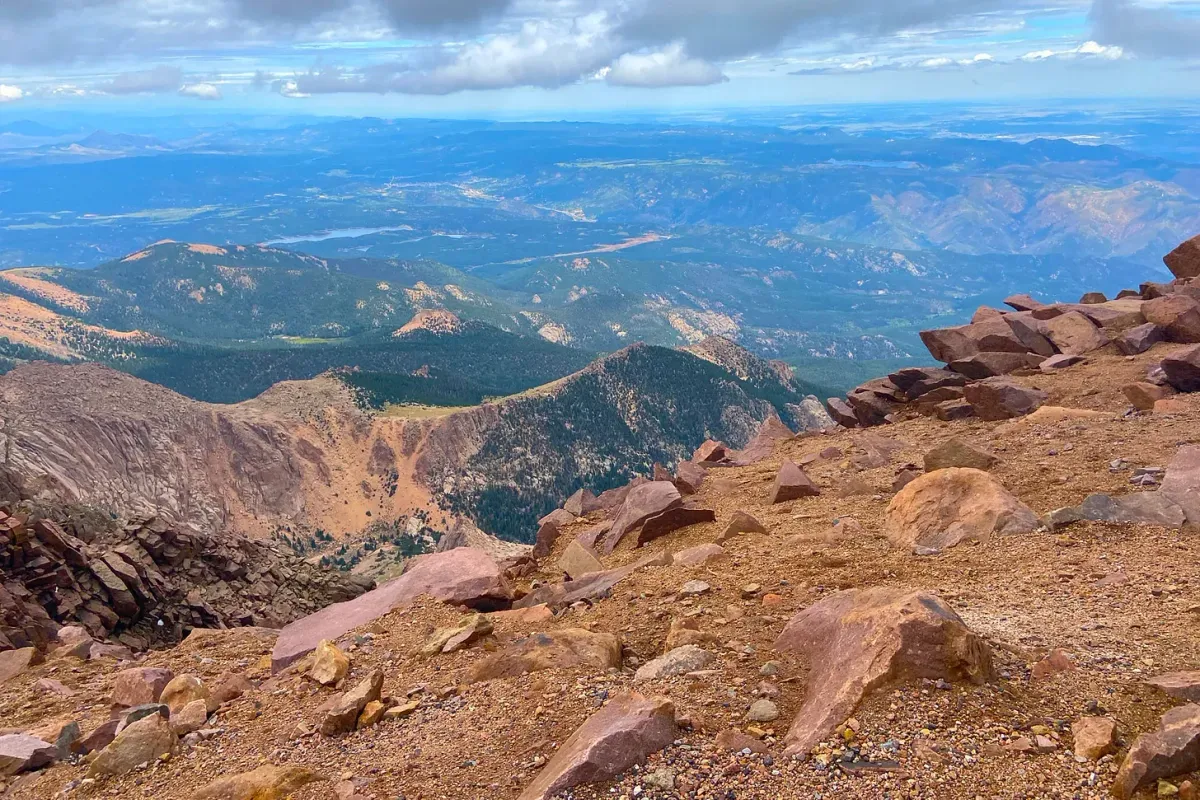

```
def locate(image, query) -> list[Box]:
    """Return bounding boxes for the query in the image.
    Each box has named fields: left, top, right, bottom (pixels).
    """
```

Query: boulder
left=1161, top=345, right=1200, bottom=392
left=963, top=378, right=1048, bottom=421
left=170, top=700, right=209, bottom=736
left=923, top=438, right=999, bottom=472
left=272, top=548, right=513, bottom=670
left=310, top=640, right=350, bottom=686
left=1071, top=298, right=1146, bottom=331
left=418, top=613, right=493, bottom=656
left=468, top=629, right=622, bottom=683
left=599, top=482, right=682, bottom=554
left=1124, top=382, right=1175, bottom=411
left=539, top=508, right=576, bottom=528
left=517, top=693, right=677, bottom=800
left=1115, top=323, right=1166, bottom=355
left=79, top=719, right=120, bottom=754
left=513, top=560, right=649, bottom=611
left=673, top=462, right=707, bottom=495
left=1040, top=354, right=1086, bottom=371
left=1067, top=493, right=1186, bottom=528
left=558, top=539, right=604, bottom=579
left=1079, top=292, right=1107, bottom=304
left=160, top=675, right=214, bottom=714
left=730, top=416, right=795, bottom=465
left=1041, top=311, right=1109, bottom=355
left=1144, top=295, right=1200, bottom=343
left=0, top=647, right=40, bottom=685
left=633, top=645, right=715, bottom=683
left=25, top=719, right=81, bottom=759
left=115, top=703, right=170, bottom=734
left=949, top=352, right=1043, bottom=379
left=773, top=588, right=993, bottom=757
left=692, top=440, right=729, bottom=464
left=635, top=505, right=716, bottom=547
left=717, top=510, right=768, bottom=543
left=971, top=305, right=1004, bottom=323
left=887, top=367, right=967, bottom=401
left=1147, top=671, right=1200, bottom=702
left=826, top=397, right=859, bottom=428
left=0, top=734, right=58, bottom=776
left=885, top=468, right=1038, bottom=551
left=190, top=764, right=326, bottom=800
left=920, top=318, right=1030, bottom=364
left=531, top=521, right=562, bottom=560
left=1165, top=234, right=1200, bottom=280
left=1005, top=293, right=1046, bottom=311
left=672, top=543, right=727, bottom=567
left=110, top=667, right=174, bottom=708
left=1161, top=445, right=1200, bottom=526
left=210, top=672, right=252, bottom=706
left=769, top=461, right=819, bottom=504
left=320, top=669, right=384, bottom=737
left=1113, top=704, right=1200, bottom=800
left=935, top=399, right=975, bottom=421
left=88, top=714, right=176, bottom=777
left=563, top=489, right=599, bottom=517
left=1002, top=313, right=1057, bottom=357
left=1072, top=717, right=1117, bottom=760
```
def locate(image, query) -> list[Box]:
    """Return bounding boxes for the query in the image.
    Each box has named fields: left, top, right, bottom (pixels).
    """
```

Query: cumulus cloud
left=179, top=82, right=223, bottom=100
left=605, top=42, right=727, bottom=87
left=792, top=51, right=994, bottom=75
left=1090, top=0, right=1200, bottom=58
left=1020, top=40, right=1123, bottom=61
left=101, top=65, right=184, bottom=95
left=0, top=85, right=25, bottom=102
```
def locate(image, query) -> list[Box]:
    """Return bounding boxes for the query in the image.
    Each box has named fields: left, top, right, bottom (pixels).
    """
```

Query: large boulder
left=1165, top=234, right=1200, bottom=280
left=949, top=352, right=1042, bottom=379
left=320, top=669, right=384, bottom=736
left=1161, top=345, right=1200, bottom=392
left=920, top=318, right=1030, bottom=364
left=0, top=647, right=40, bottom=685
left=773, top=588, right=993, bottom=757
left=1161, top=445, right=1200, bottom=525
left=558, top=539, right=604, bottom=579
left=635, top=505, right=715, bottom=546
left=0, top=734, right=58, bottom=776
left=160, top=675, right=214, bottom=714
left=468, top=629, right=622, bottom=683
left=88, top=714, right=176, bottom=777
left=190, top=764, right=326, bottom=800
left=1041, top=311, right=1109, bottom=355
left=769, top=461, right=820, bottom=504
left=1144, top=295, right=1200, bottom=343
left=272, top=548, right=513, bottom=671
left=885, top=468, right=1038, bottom=551
left=1113, top=704, right=1200, bottom=799
left=963, top=378, right=1048, bottom=421
left=1115, top=323, right=1166, bottom=355
left=887, top=367, right=967, bottom=401
left=924, top=438, right=998, bottom=472
left=1147, top=671, right=1200, bottom=702
left=563, top=489, right=600, bottom=517
left=599, top=482, right=682, bottom=554
left=517, top=693, right=677, bottom=800
left=110, top=667, right=174, bottom=708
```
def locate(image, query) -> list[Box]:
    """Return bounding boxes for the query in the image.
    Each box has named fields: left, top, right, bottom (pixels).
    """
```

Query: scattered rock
left=923, top=438, right=999, bottom=472
left=558, top=539, right=604, bottom=579
left=1125, top=382, right=1176, bottom=411
left=679, top=580, right=710, bottom=597
left=950, top=352, right=1042, bottom=379
left=714, top=729, right=768, bottom=754
left=672, top=544, right=727, bottom=567
left=1062, top=492, right=1186, bottom=528
left=190, top=763, right=326, bottom=800
left=1115, top=323, right=1166, bottom=355
left=1080, top=291, right=1108, bottom=304
left=1031, top=649, right=1076, bottom=680
left=320, top=669, right=384, bottom=737
left=1144, top=296, right=1200, bottom=343
left=934, top=398, right=975, bottom=421
left=635, top=504, right=716, bottom=546
left=963, top=378, right=1049, bottom=421
left=1040, top=354, right=1086, bottom=371
left=563, top=489, right=599, bottom=517
left=88, top=714, right=176, bottom=777
left=0, top=734, right=58, bottom=776
left=25, top=719, right=81, bottom=759
left=111, top=667, right=174, bottom=708
left=517, top=693, right=677, bottom=800
left=884, top=468, right=1038, bottom=551
left=634, top=645, right=715, bottom=683
left=468, top=628, right=622, bottom=683
left=600, top=482, right=683, bottom=553
left=773, top=587, right=993, bottom=757
left=0, top=647, right=40, bottom=685
left=310, top=640, right=350, bottom=686
left=1072, top=716, right=1118, bottom=760
left=1147, top=672, right=1200, bottom=702
left=1042, top=310, right=1109, bottom=354
left=769, top=461, right=820, bottom=504
left=1113, top=704, right=1200, bottom=800
left=418, top=613, right=493, bottom=656
left=1160, top=445, right=1200, bottom=525
left=693, top=441, right=729, bottom=465
left=170, top=700, right=209, bottom=736
left=210, top=673, right=252, bottom=707
left=717, top=510, right=768, bottom=543
left=664, top=617, right=719, bottom=650
left=745, top=700, right=779, bottom=723
left=1161, top=345, right=1200, bottom=392
left=673, top=462, right=707, bottom=495
left=531, top=521, right=562, bottom=560
left=160, top=674, right=214, bottom=715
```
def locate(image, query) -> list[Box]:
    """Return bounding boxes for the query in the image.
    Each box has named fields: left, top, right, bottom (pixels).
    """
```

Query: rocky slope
left=2, top=237, right=1200, bottom=799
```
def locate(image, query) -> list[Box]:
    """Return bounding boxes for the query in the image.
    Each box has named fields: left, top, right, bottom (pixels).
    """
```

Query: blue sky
left=0, top=0, right=1198, bottom=115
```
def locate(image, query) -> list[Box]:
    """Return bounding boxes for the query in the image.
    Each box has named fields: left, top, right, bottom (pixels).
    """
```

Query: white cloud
left=606, top=42, right=727, bottom=87
left=179, top=82, right=222, bottom=100
left=0, top=84, right=24, bottom=102
left=1022, top=40, right=1124, bottom=62
left=101, top=65, right=183, bottom=94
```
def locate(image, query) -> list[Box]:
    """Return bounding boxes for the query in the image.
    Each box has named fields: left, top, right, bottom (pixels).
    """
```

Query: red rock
left=963, top=378, right=1048, bottom=421
left=0, top=647, right=40, bottom=685
left=110, top=667, right=174, bottom=708
left=557, top=539, right=604, bottom=579
left=272, top=549, right=513, bottom=671
left=1143, top=281, right=1176, bottom=299
left=517, top=693, right=677, bottom=800
left=0, top=734, right=58, bottom=776
left=1079, top=291, right=1107, bottom=304
left=934, top=398, right=975, bottom=421
left=594, top=478, right=648, bottom=517
left=635, top=505, right=716, bottom=546
left=892, top=465, right=922, bottom=492
left=191, top=764, right=326, bottom=800
left=773, top=587, right=993, bottom=757
left=714, top=729, right=768, bottom=753
left=563, top=488, right=599, bottom=517
left=599, top=482, right=682, bottom=553
left=692, top=440, right=729, bottom=464
left=1161, top=445, right=1200, bottom=526
left=1113, top=704, right=1200, bottom=799
left=1003, top=313, right=1058, bottom=356
left=1071, top=298, right=1146, bottom=331
left=769, top=461, right=819, bottom=504
left=1144, top=295, right=1200, bottom=343
left=320, top=669, right=383, bottom=736
left=717, top=510, right=768, bottom=543
left=538, top=508, right=575, bottom=528
left=1042, top=311, right=1109, bottom=354
left=672, top=543, right=727, bottom=567
left=1040, top=354, right=1086, bottom=371
left=531, top=521, right=561, bottom=560
left=1072, top=716, right=1117, bottom=760
left=78, top=719, right=119, bottom=755
left=1031, top=648, right=1075, bottom=680
left=673, top=461, right=706, bottom=495
left=1115, top=323, right=1166, bottom=355
left=887, top=368, right=967, bottom=401
left=1123, top=382, right=1175, bottom=411
left=468, top=628, right=621, bottom=683
left=924, top=438, right=998, bottom=472
left=885, top=468, right=1038, bottom=551
left=513, top=552, right=664, bottom=611
left=1004, top=293, right=1046, bottom=311
left=1161, top=345, right=1200, bottom=392
left=825, top=397, right=859, bottom=428
left=1156, top=397, right=1191, bottom=414
left=730, top=417, right=795, bottom=465
left=1147, top=671, right=1200, bottom=702
left=845, top=385, right=899, bottom=426
left=949, top=352, right=1042, bottom=379
left=1166, top=234, right=1200, bottom=280
left=210, top=672, right=253, bottom=706
left=852, top=433, right=904, bottom=469
left=920, top=317, right=1031, bottom=364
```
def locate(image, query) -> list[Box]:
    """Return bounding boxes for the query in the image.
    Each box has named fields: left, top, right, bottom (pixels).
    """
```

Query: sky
left=0, top=0, right=1199, bottom=116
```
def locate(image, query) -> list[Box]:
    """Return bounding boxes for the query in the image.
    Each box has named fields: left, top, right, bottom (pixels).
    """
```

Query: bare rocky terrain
left=2, top=236, right=1200, bottom=800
